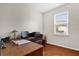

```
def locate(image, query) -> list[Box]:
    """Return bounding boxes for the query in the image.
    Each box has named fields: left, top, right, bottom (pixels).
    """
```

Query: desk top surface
left=2, top=41, right=43, bottom=56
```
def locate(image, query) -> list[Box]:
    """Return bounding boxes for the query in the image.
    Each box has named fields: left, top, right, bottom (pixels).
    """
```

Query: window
left=54, top=11, right=69, bottom=35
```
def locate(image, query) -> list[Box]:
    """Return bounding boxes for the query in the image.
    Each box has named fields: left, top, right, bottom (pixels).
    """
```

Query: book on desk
left=12, top=39, right=31, bottom=45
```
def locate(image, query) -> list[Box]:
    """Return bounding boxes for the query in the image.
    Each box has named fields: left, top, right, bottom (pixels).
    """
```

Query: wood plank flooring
left=43, top=44, right=79, bottom=56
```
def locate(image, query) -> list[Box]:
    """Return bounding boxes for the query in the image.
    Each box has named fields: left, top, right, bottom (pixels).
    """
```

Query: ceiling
left=0, top=3, right=65, bottom=13
left=27, top=3, right=65, bottom=13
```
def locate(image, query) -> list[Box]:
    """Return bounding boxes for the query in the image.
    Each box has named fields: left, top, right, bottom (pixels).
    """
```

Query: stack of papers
left=12, top=39, right=30, bottom=45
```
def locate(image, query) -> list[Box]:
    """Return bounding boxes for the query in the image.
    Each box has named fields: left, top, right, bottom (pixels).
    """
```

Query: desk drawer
left=26, top=47, right=43, bottom=56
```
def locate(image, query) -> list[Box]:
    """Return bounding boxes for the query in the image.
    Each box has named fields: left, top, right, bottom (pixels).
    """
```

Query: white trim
left=47, top=42, right=79, bottom=51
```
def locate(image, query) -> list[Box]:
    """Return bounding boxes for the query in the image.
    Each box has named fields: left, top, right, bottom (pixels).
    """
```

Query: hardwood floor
left=43, top=44, right=79, bottom=56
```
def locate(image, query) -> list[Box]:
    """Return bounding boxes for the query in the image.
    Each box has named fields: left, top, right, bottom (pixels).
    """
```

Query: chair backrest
left=21, top=31, right=29, bottom=38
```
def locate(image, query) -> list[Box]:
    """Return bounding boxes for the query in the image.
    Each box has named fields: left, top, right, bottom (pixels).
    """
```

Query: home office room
left=0, top=0, right=79, bottom=59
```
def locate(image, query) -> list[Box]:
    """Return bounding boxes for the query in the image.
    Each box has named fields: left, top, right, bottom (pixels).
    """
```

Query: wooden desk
left=2, top=42, right=43, bottom=56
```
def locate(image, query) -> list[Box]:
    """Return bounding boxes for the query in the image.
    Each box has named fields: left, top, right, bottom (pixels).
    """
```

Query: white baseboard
left=47, top=42, right=79, bottom=51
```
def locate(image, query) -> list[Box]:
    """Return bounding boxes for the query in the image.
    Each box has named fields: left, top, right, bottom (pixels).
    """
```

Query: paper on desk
left=12, top=39, right=30, bottom=45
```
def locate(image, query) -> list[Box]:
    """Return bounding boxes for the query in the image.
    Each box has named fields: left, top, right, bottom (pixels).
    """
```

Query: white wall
left=22, top=5, right=43, bottom=33
left=43, top=4, right=79, bottom=51
left=0, top=4, right=43, bottom=36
